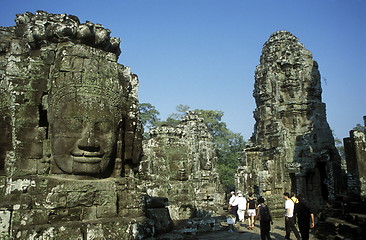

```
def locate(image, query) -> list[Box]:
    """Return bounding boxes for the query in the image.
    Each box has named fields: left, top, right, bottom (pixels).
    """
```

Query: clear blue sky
left=1, top=0, right=365, bottom=140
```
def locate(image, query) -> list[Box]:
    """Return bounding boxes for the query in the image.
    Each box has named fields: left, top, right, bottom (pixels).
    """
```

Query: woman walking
left=247, top=193, right=256, bottom=230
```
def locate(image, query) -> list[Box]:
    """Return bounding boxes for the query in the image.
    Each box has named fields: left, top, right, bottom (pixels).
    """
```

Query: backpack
left=259, top=204, right=271, bottom=221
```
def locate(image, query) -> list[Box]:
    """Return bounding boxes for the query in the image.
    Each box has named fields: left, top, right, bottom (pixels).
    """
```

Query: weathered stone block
left=0, top=210, right=11, bottom=234
left=94, top=190, right=116, bottom=206
left=12, top=158, right=38, bottom=176
left=12, top=209, right=49, bottom=227
left=145, top=196, right=169, bottom=209
left=48, top=207, right=83, bottom=222
left=13, top=224, right=84, bottom=240
left=66, top=191, right=95, bottom=208
left=9, top=39, right=28, bottom=55
left=146, top=208, right=173, bottom=234
left=85, top=217, right=153, bottom=240
left=96, top=205, right=117, bottom=218
left=81, top=206, right=97, bottom=220
left=29, top=142, right=43, bottom=159
left=4, top=178, right=37, bottom=195
left=41, top=191, right=68, bottom=209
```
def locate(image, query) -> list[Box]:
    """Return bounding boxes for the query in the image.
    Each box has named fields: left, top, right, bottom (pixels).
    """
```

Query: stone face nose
left=77, top=123, right=101, bottom=153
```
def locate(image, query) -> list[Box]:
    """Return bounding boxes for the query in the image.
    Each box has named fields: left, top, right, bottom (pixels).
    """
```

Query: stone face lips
left=237, top=31, right=342, bottom=210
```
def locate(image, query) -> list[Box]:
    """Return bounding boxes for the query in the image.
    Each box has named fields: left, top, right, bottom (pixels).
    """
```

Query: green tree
left=334, top=136, right=345, bottom=162
left=332, top=129, right=346, bottom=170
left=156, top=104, right=191, bottom=127
left=353, top=123, right=366, bottom=132
left=139, top=103, right=160, bottom=138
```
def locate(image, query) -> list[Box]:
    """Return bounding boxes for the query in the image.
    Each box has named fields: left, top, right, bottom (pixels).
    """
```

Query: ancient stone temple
left=0, top=11, right=153, bottom=239
left=236, top=31, right=343, bottom=212
left=140, top=112, right=226, bottom=225
left=0, top=11, right=230, bottom=239
left=343, top=116, right=366, bottom=197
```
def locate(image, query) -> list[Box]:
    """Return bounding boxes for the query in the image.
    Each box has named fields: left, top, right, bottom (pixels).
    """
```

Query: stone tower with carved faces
left=140, top=112, right=226, bottom=221
left=0, top=11, right=150, bottom=239
left=236, top=31, right=343, bottom=212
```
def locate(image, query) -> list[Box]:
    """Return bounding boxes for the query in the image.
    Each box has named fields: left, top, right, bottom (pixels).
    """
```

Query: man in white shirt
left=284, top=192, right=301, bottom=240
left=228, top=191, right=238, bottom=221
left=236, top=193, right=247, bottom=222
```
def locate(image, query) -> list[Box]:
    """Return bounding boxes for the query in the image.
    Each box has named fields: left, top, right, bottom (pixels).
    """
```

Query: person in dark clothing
left=256, top=197, right=273, bottom=240
left=247, top=193, right=257, bottom=229
left=296, top=194, right=315, bottom=240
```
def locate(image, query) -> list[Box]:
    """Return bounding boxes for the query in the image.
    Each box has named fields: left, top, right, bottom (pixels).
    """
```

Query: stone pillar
left=344, top=118, right=366, bottom=197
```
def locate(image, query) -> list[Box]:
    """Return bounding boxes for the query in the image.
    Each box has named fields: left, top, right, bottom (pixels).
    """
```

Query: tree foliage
left=334, top=136, right=345, bottom=163
left=155, top=104, right=190, bottom=127
left=139, top=103, right=160, bottom=138
left=353, top=123, right=366, bottom=132
left=332, top=123, right=366, bottom=164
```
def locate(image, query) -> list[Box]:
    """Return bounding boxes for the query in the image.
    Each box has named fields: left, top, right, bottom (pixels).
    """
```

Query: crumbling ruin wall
left=236, top=31, right=343, bottom=212
left=344, top=116, right=366, bottom=197
left=140, top=112, right=226, bottom=222
left=0, top=11, right=154, bottom=239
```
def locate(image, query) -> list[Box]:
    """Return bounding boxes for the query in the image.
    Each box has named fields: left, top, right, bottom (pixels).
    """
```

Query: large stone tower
left=236, top=31, right=343, bottom=210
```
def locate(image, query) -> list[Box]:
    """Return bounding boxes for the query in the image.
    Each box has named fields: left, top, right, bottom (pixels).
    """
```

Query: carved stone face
left=49, top=97, right=119, bottom=175
left=199, top=146, right=213, bottom=170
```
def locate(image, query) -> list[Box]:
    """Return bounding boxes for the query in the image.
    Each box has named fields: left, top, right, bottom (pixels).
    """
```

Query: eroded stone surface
left=236, top=31, right=343, bottom=212
left=140, top=112, right=226, bottom=222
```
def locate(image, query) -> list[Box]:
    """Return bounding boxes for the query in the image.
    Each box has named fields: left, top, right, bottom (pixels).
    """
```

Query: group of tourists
left=229, top=191, right=258, bottom=229
left=228, top=191, right=315, bottom=240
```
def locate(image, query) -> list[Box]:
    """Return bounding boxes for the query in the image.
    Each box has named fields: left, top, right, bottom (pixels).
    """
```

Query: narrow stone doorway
left=318, top=162, right=329, bottom=200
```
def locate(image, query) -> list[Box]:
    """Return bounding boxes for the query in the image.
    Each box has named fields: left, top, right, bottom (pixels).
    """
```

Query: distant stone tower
left=343, top=116, right=366, bottom=197
left=140, top=112, right=226, bottom=221
left=236, top=31, right=342, bottom=210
